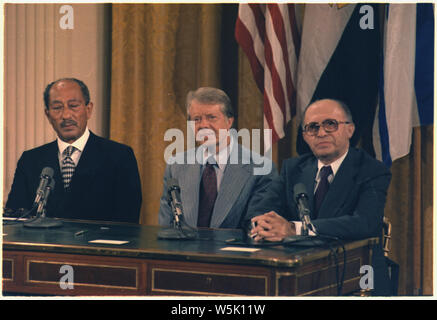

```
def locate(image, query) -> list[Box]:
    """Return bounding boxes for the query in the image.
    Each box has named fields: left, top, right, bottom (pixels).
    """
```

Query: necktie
left=197, top=162, right=218, bottom=227
left=62, top=146, right=76, bottom=189
left=314, top=165, right=333, bottom=218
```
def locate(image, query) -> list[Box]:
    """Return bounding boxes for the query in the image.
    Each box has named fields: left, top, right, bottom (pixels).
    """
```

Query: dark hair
left=302, top=99, right=354, bottom=128
left=43, top=78, right=90, bottom=109
left=186, top=87, right=234, bottom=118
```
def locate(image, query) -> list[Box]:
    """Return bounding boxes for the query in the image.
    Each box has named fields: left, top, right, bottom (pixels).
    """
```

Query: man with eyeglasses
left=247, top=98, right=392, bottom=295
left=5, top=78, right=142, bottom=223
left=158, top=87, right=277, bottom=229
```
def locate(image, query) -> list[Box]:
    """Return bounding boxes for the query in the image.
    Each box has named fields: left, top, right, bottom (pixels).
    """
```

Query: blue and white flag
left=373, top=4, right=434, bottom=167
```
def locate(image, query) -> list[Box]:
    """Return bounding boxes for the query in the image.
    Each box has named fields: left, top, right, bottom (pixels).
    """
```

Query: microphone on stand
left=33, top=167, right=54, bottom=206
left=24, top=178, right=62, bottom=228
left=36, top=179, right=55, bottom=214
left=293, top=184, right=346, bottom=295
left=157, top=179, right=197, bottom=240
left=168, top=179, right=184, bottom=224
left=2, top=167, right=52, bottom=224
left=293, top=183, right=317, bottom=236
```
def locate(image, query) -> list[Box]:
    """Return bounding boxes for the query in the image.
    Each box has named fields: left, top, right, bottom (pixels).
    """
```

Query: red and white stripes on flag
left=235, top=4, right=299, bottom=151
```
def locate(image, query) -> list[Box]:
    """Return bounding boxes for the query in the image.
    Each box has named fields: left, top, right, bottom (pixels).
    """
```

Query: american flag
left=235, top=4, right=299, bottom=151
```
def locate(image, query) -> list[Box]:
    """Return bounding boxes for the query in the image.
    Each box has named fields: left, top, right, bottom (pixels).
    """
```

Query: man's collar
left=57, top=127, right=90, bottom=155
left=201, top=134, right=234, bottom=170
left=317, top=149, right=349, bottom=177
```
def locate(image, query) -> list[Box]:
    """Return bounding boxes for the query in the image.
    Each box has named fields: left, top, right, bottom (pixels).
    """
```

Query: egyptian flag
left=296, top=4, right=381, bottom=155
left=373, top=4, right=434, bottom=167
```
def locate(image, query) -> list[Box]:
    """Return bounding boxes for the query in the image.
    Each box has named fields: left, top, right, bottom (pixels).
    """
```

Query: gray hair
left=186, top=87, right=234, bottom=119
left=302, top=99, right=354, bottom=129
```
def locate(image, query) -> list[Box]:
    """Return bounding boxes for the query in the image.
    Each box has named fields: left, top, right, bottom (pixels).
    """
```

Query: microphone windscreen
left=293, top=183, right=307, bottom=200
left=41, top=167, right=54, bottom=178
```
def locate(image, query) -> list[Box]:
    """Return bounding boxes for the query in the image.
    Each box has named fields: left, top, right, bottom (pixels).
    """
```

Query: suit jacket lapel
left=179, top=160, right=201, bottom=227
left=297, top=157, right=318, bottom=218
left=210, top=162, right=251, bottom=228
left=317, top=149, right=358, bottom=219
left=43, top=141, right=62, bottom=182
left=44, top=141, right=64, bottom=209
left=210, top=144, right=252, bottom=228
left=69, top=132, right=98, bottom=190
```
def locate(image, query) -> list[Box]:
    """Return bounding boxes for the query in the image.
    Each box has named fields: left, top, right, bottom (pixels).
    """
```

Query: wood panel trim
left=25, top=259, right=139, bottom=290
left=3, top=258, right=14, bottom=281
left=151, top=267, right=268, bottom=296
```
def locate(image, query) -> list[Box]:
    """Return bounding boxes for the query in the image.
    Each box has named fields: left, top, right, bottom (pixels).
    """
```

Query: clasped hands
left=249, top=211, right=296, bottom=242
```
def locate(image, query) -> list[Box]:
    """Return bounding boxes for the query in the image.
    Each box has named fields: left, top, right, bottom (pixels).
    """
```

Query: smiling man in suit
left=6, top=78, right=142, bottom=223
left=158, top=87, right=277, bottom=229
left=248, top=98, right=392, bottom=295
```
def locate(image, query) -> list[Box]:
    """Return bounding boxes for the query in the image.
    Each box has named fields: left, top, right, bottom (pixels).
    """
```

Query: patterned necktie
left=314, top=165, right=333, bottom=218
left=62, top=146, right=76, bottom=189
left=197, top=162, right=218, bottom=227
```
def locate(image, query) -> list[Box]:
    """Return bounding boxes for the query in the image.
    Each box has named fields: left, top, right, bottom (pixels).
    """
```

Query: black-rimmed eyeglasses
left=303, top=119, right=352, bottom=136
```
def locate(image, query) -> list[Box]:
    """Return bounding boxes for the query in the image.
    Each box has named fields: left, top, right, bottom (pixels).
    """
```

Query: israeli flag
left=373, top=4, right=434, bottom=167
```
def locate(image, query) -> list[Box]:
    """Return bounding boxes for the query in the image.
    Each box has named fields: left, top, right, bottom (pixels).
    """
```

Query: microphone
left=157, top=178, right=196, bottom=240
left=24, top=178, right=62, bottom=228
left=167, top=178, right=183, bottom=222
left=33, top=167, right=54, bottom=206
left=293, top=183, right=315, bottom=236
left=36, top=179, right=55, bottom=215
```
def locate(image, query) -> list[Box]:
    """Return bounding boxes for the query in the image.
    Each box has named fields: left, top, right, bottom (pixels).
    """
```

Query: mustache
left=60, top=120, right=77, bottom=128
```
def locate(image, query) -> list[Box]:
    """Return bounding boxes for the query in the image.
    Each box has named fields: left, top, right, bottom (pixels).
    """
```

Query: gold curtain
left=383, top=126, right=433, bottom=295
left=110, top=4, right=433, bottom=295
left=110, top=4, right=222, bottom=226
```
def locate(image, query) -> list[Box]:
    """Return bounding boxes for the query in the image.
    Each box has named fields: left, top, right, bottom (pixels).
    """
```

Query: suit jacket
left=248, top=147, right=391, bottom=239
left=158, top=143, right=278, bottom=229
left=6, top=132, right=142, bottom=223
left=247, top=147, right=392, bottom=295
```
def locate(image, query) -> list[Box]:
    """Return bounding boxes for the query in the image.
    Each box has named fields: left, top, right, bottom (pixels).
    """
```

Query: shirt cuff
left=293, top=221, right=316, bottom=236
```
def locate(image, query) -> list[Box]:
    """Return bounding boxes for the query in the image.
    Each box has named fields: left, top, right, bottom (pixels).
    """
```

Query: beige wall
left=3, top=3, right=111, bottom=204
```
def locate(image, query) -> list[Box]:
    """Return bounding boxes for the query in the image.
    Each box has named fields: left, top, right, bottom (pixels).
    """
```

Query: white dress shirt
left=57, top=127, right=90, bottom=169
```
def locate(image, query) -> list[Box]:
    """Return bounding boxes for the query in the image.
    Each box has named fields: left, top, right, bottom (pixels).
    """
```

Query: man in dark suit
left=248, top=99, right=392, bottom=295
left=5, top=78, right=142, bottom=223
left=159, top=87, right=277, bottom=229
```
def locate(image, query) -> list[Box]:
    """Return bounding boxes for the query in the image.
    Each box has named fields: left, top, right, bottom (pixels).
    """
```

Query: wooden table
left=3, top=219, right=377, bottom=296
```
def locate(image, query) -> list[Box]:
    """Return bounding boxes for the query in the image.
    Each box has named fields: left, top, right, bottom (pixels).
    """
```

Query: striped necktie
left=62, top=146, right=76, bottom=189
